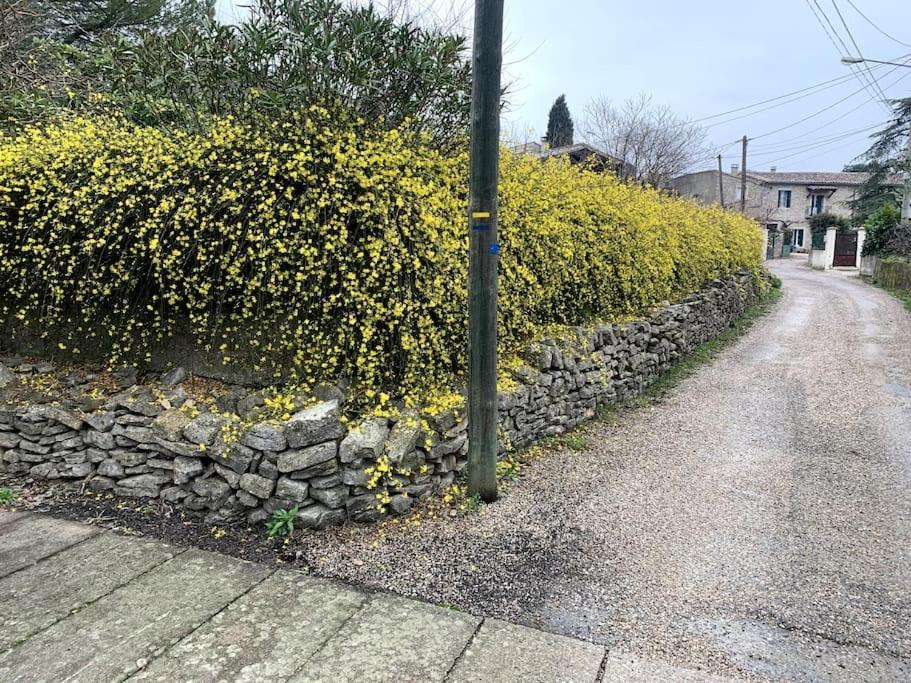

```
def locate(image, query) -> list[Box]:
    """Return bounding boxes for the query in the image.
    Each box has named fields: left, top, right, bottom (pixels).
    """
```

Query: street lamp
left=841, top=56, right=911, bottom=68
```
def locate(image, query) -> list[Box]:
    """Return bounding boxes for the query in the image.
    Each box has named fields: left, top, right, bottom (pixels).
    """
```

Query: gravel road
left=307, top=257, right=911, bottom=681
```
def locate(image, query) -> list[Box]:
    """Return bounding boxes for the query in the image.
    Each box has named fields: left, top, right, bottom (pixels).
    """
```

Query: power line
left=829, top=0, right=890, bottom=103
left=697, top=64, right=895, bottom=130
left=711, top=122, right=883, bottom=166
left=748, top=121, right=884, bottom=154
left=687, top=71, right=861, bottom=125
left=748, top=59, right=911, bottom=142
left=687, top=53, right=910, bottom=170
left=844, top=0, right=911, bottom=49
left=806, top=0, right=880, bottom=105
left=671, top=54, right=903, bottom=134
left=748, top=123, right=882, bottom=160
left=804, top=0, right=890, bottom=112
left=711, top=71, right=910, bottom=167
left=682, top=65, right=899, bottom=132
left=749, top=118, right=884, bottom=150
left=760, top=131, right=874, bottom=166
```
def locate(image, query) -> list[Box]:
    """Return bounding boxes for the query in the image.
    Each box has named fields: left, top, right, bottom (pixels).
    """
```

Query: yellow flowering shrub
left=0, top=112, right=762, bottom=406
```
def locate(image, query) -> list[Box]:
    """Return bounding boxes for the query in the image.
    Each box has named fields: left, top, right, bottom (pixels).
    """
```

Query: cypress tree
left=545, top=95, right=574, bottom=148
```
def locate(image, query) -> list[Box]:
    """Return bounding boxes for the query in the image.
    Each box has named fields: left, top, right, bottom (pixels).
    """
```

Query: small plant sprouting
left=0, top=487, right=16, bottom=505
left=561, top=432, right=589, bottom=451
left=496, top=457, right=521, bottom=481
left=465, top=493, right=482, bottom=513
left=267, top=506, right=299, bottom=538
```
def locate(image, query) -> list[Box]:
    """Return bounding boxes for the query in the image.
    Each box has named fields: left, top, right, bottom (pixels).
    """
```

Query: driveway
left=304, top=256, right=911, bottom=681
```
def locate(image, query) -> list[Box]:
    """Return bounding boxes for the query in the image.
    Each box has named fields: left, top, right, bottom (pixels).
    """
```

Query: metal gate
left=833, top=231, right=857, bottom=267
left=766, top=232, right=778, bottom=260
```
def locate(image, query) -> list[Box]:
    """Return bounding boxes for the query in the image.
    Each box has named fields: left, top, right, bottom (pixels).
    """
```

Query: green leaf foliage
left=545, top=94, right=574, bottom=148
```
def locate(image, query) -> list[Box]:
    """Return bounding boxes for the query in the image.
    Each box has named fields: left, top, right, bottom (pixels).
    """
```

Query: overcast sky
left=215, top=1, right=911, bottom=172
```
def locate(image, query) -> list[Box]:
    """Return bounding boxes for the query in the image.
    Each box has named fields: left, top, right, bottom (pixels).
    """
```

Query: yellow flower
left=0, top=112, right=760, bottom=417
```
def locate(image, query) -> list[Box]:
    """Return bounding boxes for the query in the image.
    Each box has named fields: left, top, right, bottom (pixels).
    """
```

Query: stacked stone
left=499, top=271, right=759, bottom=450
left=1, top=271, right=759, bottom=529
left=0, top=406, right=91, bottom=479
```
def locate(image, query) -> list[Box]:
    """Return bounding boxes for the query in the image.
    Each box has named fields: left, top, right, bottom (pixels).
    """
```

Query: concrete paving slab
left=289, top=593, right=480, bottom=682
left=133, top=570, right=366, bottom=682
left=0, top=548, right=270, bottom=682
left=600, top=650, right=736, bottom=682
left=0, top=532, right=180, bottom=652
left=0, top=512, right=99, bottom=579
left=448, top=618, right=605, bottom=683
left=0, top=511, right=30, bottom=530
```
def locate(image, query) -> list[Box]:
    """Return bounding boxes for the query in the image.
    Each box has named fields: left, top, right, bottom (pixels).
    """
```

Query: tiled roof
left=538, top=143, right=622, bottom=164
left=745, top=171, right=902, bottom=186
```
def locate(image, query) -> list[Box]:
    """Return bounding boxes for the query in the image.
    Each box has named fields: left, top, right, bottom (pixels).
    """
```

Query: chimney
left=770, top=166, right=777, bottom=173
left=730, top=164, right=739, bottom=175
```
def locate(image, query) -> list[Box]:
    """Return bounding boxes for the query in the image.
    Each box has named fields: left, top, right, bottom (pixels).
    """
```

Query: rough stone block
left=339, top=417, right=388, bottom=463
left=242, top=422, right=287, bottom=452
left=385, top=413, right=421, bottom=467
left=151, top=409, right=192, bottom=442
left=295, top=503, right=346, bottom=530
left=285, top=400, right=344, bottom=449
left=97, top=459, right=125, bottom=478
left=239, top=472, right=275, bottom=499
left=309, top=485, right=348, bottom=509
left=278, top=442, right=337, bottom=474
left=275, top=477, right=309, bottom=503
left=346, top=493, right=381, bottom=523
left=192, top=476, right=232, bottom=502
left=183, top=413, right=227, bottom=447
left=219, top=442, right=255, bottom=474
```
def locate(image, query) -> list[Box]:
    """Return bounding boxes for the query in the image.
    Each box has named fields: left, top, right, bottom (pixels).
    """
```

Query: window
left=777, top=190, right=792, bottom=208
left=792, top=228, right=804, bottom=247
left=809, top=193, right=825, bottom=215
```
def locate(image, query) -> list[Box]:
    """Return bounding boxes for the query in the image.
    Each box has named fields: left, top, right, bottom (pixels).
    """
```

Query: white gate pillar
left=855, top=228, right=866, bottom=269
left=824, top=227, right=837, bottom=270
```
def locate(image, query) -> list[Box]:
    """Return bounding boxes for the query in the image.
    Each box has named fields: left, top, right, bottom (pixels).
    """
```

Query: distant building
left=670, top=166, right=902, bottom=252
left=509, top=141, right=632, bottom=176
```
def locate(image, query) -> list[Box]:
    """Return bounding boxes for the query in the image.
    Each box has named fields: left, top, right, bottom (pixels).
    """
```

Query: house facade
left=670, top=167, right=901, bottom=253
left=509, top=141, right=632, bottom=176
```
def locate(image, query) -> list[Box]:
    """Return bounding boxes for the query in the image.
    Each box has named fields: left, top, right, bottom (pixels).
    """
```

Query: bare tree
left=584, top=93, right=710, bottom=187
left=354, top=0, right=471, bottom=34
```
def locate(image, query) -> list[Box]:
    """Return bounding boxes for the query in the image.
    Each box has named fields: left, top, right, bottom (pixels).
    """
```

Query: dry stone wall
left=0, top=271, right=760, bottom=528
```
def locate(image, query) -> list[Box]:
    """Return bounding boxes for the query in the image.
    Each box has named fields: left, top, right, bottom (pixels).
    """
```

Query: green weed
left=560, top=432, right=589, bottom=451
left=266, top=506, right=299, bottom=538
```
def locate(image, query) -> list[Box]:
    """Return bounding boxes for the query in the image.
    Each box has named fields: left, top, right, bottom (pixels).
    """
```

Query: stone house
left=510, top=141, right=633, bottom=176
left=669, top=167, right=902, bottom=253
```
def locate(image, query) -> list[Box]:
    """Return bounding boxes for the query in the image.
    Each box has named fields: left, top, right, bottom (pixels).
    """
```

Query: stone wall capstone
left=0, top=270, right=762, bottom=528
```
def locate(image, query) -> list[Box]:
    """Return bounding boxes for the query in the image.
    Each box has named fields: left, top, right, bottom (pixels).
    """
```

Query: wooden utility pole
left=717, top=154, right=725, bottom=209
left=467, top=0, right=504, bottom=503
left=740, top=135, right=748, bottom=214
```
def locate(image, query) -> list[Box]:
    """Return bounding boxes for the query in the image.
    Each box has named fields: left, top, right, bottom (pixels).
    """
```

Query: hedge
left=0, top=113, right=762, bottom=405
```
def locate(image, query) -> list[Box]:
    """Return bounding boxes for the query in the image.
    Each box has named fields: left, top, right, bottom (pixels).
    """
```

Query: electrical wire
left=748, top=121, right=884, bottom=154
left=805, top=0, right=890, bottom=112
left=748, top=124, right=881, bottom=160
left=692, top=64, right=909, bottom=169
left=686, top=70, right=866, bottom=125
left=696, top=63, right=894, bottom=131
left=844, top=0, right=911, bottom=49
left=829, top=0, right=890, bottom=103
left=748, top=59, right=911, bottom=142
